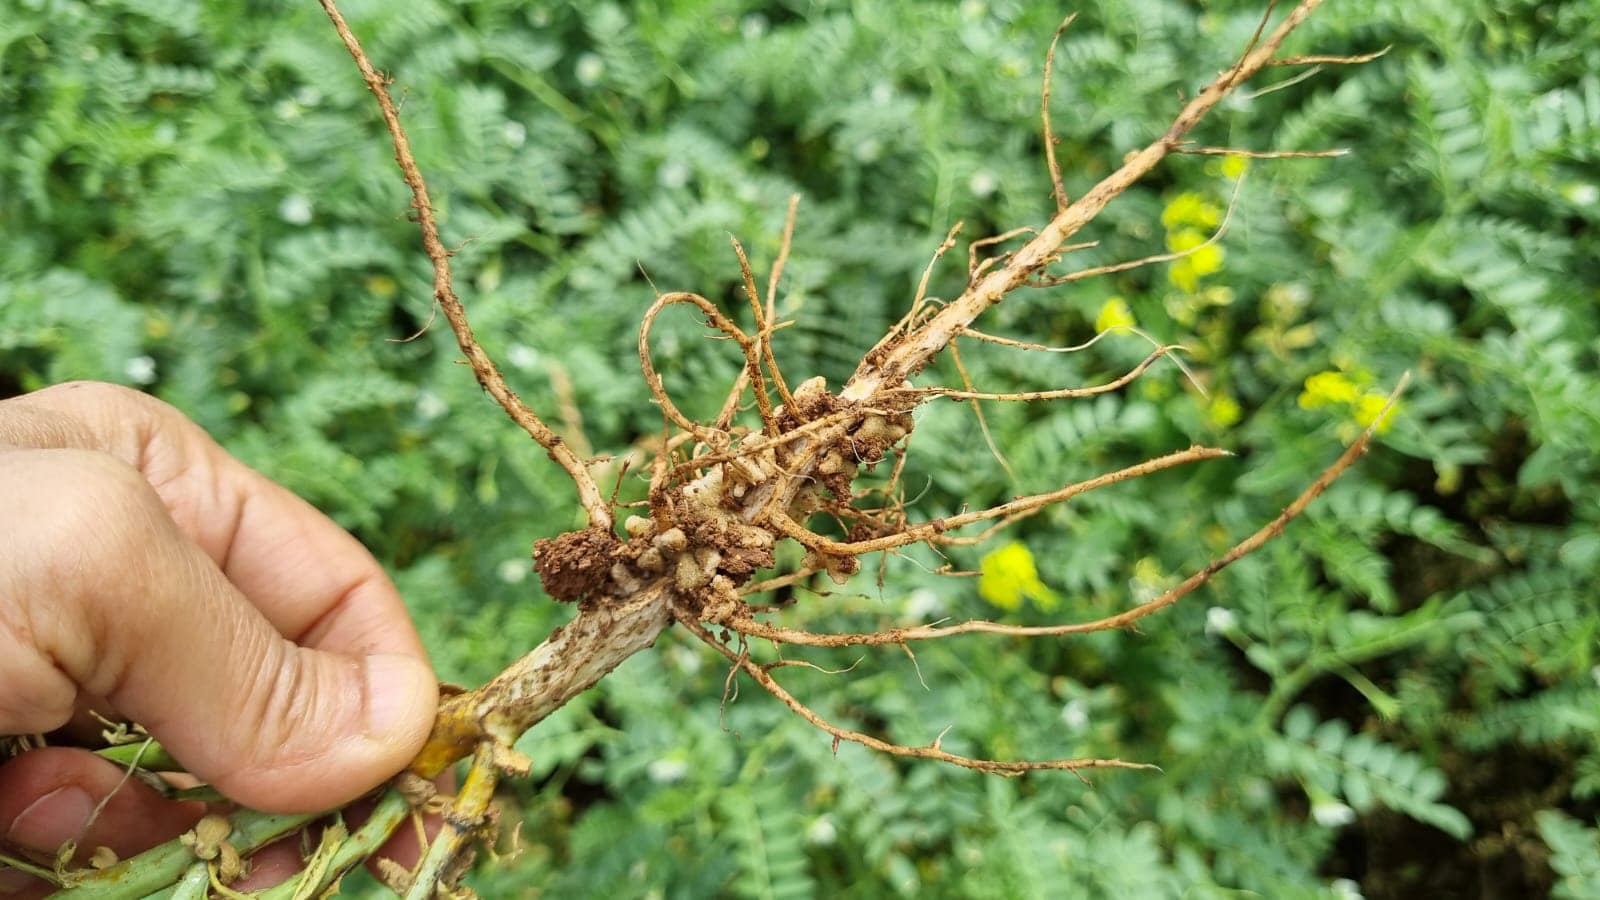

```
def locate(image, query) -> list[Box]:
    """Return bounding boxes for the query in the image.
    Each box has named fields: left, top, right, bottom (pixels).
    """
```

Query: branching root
left=31, top=1, right=1390, bottom=896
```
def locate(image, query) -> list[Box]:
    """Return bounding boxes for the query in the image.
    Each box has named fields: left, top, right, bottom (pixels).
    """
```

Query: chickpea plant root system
left=10, top=1, right=1403, bottom=896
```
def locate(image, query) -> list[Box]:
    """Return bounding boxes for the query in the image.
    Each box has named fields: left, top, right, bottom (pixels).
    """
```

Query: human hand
left=0, top=382, right=440, bottom=894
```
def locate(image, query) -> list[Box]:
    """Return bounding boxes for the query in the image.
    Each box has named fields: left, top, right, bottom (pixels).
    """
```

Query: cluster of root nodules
left=522, top=205, right=1218, bottom=780
left=534, top=369, right=916, bottom=622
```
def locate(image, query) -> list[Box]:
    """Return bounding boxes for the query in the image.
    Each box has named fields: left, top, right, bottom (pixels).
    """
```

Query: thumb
left=0, top=449, right=438, bottom=813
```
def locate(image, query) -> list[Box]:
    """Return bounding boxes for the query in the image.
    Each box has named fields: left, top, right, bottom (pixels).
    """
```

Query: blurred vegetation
left=3, top=0, right=1597, bottom=897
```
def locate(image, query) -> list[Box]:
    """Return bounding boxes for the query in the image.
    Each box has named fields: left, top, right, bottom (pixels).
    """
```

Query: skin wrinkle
left=129, top=605, right=267, bottom=789
left=0, top=402, right=92, bottom=451
left=140, top=432, right=210, bottom=541
left=44, top=384, right=150, bottom=465
left=75, top=454, right=173, bottom=703
left=106, top=387, right=238, bottom=566
left=222, top=636, right=356, bottom=786
left=0, top=630, right=76, bottom=734
left=229, top=499, right=354, bottom=640
left=137, top=542, right=265, bottom=743
left=29, top=454, right=132, bottom=693
left=229, top=633, right=293, bottom=773
left=293, top=575, right=393, bottom=655
left=151, top=424, right=249, bottom=570
left=217, top=487, right=255, bottom=588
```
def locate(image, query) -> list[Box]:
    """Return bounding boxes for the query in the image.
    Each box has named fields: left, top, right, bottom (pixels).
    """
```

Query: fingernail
left=363, top=654, right=435, bottom=741
left=5, top=785, right=95, bottom=851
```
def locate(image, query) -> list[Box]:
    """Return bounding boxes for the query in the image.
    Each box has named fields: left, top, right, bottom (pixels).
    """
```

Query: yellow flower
left=1208, top=393, right=1243, bottom=428
left=1095, top=296, right=1136, bottom=332
left=1166, top=227, right=1208, bottom=254
left=1353, top=392, right=1399, bottom=433
left=1161, top=192, right=1222, bottom=231
left=1165, top=230, right=1225, bottom=293
left=365, top=273, right=399, bottom=299
left=979, top=542, right=1060, bottom=612
left=1221, top=153, right=1251, bottom=180
left=1299, top=370, right=1401, bottom=433
left=1188, top=243, right=1225, bottom=276
left=1168, top=259, right=1201, bottom=293
left=1298, top=370, right=1360, bottom=409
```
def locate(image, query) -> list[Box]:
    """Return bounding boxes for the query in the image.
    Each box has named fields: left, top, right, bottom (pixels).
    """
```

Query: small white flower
left=575, top=52, right=604, bottom=86
left=968, top=169, right=999, bottom=198
left=502, top=121, right=527, bottom=148
left=1281, top=281, right=1312, bottom=306
left=415, top=390, right=448, bottom=421
left=670, top=645, right=702, bottom=676
left=740, top=14, right=767, bottom=41
left=905, top=588, right=945, bottom=620
left=124, top=355, right=157, bottom=385
left=806, top=816, right=837, bottom=847
left=278, top=194, right=313, bottom=225
left=506, top=344, right=540, bottom=370
left=1331, top=878, right=1365, bottom=899
left=1590, top=664, right=1600, bottom=689
left=1312, top=800, right=1357, bottom=828
left=657, top=160, right=691, bottom=189
left=870, top=82, right=893, bottom=105
left=294, top=86, right=323, bottom=107
left=647, top=756, right=688, bottom=784
left=497, top=559, right=528, bottom=584
left=1060, top=698, right=1089, bottom=732
left=1563, top=182, right=1599, bottom=206
left=853, top=137, right=883, bottom=163
left=1204, top=606, right=1238, bottom=636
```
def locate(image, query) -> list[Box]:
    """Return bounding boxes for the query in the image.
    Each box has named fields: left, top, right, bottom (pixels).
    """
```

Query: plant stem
left=255, top=791, right=410, bottom=900
left=51, top=810, right=316, bottom=899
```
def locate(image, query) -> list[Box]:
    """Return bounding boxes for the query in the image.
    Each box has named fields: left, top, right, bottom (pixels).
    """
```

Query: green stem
left=168, top=786, right=226, bottom=804
left=50, top=809, right=316, bottom=899
left=403, top=745, right=499, bottom=900
left=254, top=791, right=410, bottom=900
left=149, top=862, right=209, bottom=900
left=1, top=852, right=59, bottom=885
left=95, top=741, right=183, bottom=773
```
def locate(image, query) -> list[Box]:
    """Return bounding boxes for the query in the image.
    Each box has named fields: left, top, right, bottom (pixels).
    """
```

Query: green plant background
left=3, top=0, right=1597, bottom=897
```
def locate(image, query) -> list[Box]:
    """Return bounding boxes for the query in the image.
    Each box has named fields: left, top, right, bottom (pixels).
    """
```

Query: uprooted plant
left=7, top=0, right=1401, bottom=896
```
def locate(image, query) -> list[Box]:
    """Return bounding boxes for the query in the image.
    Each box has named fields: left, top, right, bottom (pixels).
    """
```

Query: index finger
left=1, top=382, right=425, bottom=660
